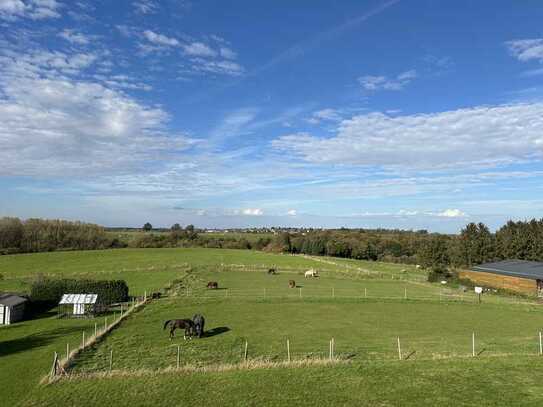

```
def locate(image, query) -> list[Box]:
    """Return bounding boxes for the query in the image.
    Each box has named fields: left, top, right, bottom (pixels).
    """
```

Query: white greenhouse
left=58, top=293, right=98, bottom=318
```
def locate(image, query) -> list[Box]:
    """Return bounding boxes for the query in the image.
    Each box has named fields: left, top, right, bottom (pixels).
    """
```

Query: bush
left=30, top=278, right=129, bottom=308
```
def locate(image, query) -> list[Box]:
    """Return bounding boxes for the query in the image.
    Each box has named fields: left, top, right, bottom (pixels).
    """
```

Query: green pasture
left=23, top=357, right=543, bottom=407
left=2, top=247, right=543, bottom=406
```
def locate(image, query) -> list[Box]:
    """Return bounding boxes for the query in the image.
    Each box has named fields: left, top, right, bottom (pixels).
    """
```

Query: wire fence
left=68, top=330, right=543, bottom=376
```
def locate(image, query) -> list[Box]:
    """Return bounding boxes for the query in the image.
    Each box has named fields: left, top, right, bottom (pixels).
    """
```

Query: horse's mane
left=163, top=320, right=172, bottom=330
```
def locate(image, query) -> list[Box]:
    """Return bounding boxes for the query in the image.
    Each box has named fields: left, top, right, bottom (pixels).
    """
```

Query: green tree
left=143, top=222, right=153, bottom=232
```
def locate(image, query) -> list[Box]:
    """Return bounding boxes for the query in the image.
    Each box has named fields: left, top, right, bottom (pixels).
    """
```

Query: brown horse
left=207, top=281, right=219, bottom=289
left=163, top=319, right=195, bottom=340
left=288, top=280, right=296, bottom=288
left=267, top=268, right=277, bottom=275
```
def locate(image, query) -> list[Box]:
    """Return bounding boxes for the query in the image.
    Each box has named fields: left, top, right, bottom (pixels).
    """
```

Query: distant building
left=459, top=260, right=543, bottom=297
left=0, top=294, right=28, bottom=325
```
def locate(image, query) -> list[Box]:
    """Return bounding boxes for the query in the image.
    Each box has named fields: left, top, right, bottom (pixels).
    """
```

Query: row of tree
left=271, top=219, right=543, bottom=270
left=0, top=217, right=118, bottom=254
left=2, top=216, right=543, bottom=270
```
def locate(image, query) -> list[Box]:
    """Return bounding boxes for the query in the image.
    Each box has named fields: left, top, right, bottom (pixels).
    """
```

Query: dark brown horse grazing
left=163, top=319, right=195, bottom=340
left=207, top=281, right=219, bottom=289
left=267, top=268, right=277, bottom=275
left=288, top=280, right=296, bottom=288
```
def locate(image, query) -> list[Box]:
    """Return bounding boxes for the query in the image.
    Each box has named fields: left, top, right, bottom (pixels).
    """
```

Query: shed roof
left=0, top=293, right=28, bottom=307
left=471, top=260, right=543, bottom=281
left=59, top=294, right=98, bottom=305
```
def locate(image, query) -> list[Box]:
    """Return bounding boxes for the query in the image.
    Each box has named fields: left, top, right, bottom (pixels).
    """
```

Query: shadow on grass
left=0, top=326, right=84, bottom=357
left=204, top=326, right=230, bottom=338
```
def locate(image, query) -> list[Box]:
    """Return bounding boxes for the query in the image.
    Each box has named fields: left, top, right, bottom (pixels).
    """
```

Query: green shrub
left=30, top=278, right=129, bottom=307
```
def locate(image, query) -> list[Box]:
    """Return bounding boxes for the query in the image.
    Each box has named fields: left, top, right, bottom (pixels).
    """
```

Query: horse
left=288, top=280, right=296, bottom=288
left=304, top=269, right=318, bottom=278
left=151, top=292, right=162, bottom=299
left=207, top=281, right=218, bottom=289
left=192, top=314, right=205, bottom=338
left=267, top=268, right=277, bottom=275
left=163, top=319, right=195, bottom=340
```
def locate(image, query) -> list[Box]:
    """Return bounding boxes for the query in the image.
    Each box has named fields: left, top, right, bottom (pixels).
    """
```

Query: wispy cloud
left=58, top=29, right=91, bottom=45
left=358, top=69, right=417, bottom=92
left=506, top=38, right=543, bottom=63
left=0, top=0, right=61, bottom=20
left=274, top=103, right=543, bottom=170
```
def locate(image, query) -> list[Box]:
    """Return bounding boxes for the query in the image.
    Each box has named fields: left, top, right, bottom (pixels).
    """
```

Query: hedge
left=30, top=278, right=129, bottom=307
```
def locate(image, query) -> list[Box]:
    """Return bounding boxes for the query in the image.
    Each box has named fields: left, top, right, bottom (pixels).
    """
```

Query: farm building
left=459, top=260, right=543, bottom=296
left=0, top=293, right=28, bottom=325
left=58, top=293, right=98, bottom=318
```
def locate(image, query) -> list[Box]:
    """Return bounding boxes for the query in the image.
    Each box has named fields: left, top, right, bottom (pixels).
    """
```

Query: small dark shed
left=0, top=294, right=28, bottom=325
left=459, top=260, right=543, bottom=296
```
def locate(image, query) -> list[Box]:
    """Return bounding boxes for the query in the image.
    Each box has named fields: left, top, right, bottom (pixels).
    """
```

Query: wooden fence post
left=244, top=341, right=248, bottom=361
left=329, top=340, right=332, bottom=360
left=109, top=349, right=113, bottom=372
left=105, top=316, right=107, bottom=331
left=364, top=288, right=367, bottom=298
left=82, top=331, right=85, bottom=348
left=287, top=339, right=291, bottom=362
left=404, top=288, right=407, bottom=300
left=299, top=287, right=302, bottom=299
left=177, top=345, right=180, bottom=369
left=50, top=352, right=58, bottom=379
left=472, top=332, right=475, bottom=357
left=94, top=322, right=97, bottom=338
left=397, top=337, right=402, bottom=360
left=539, top=332, right=542, bottom=356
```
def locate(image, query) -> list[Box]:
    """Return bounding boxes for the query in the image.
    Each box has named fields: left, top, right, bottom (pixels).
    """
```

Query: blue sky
left=1, top=0, right=543, bottom=232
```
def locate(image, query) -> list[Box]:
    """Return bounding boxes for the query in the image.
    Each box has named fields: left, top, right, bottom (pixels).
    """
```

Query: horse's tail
left=163, top=320, right=172, bottom=330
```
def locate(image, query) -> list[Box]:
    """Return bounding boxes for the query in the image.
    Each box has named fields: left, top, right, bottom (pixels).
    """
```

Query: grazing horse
left=288, top=280, right=296, bottom=288
left=151, top=292, right=162, bottom=299
left=163, top=319, right=195, bottom=340
left=267, top=268, right=277, bottom=275
left=304, top=269, right=318, bottom=278
left=192, top=314, right=205, bottom=338
left=207, top=281, right=219, bottom=289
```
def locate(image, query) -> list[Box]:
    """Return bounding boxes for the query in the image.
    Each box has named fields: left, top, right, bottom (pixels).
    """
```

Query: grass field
left=2, top=247, right=543, bottom=406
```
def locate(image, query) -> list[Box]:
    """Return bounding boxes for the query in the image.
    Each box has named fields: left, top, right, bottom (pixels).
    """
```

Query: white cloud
left=436, top=208, right=466, bottom=218
left=133, top=0, right=158, bottom=14
left=506, top=39, right=543, bottom=62
left=183, top=42, right=217, bottom=57
left=192, top=59, right=244, bottom=76
left=0, top=48, right=194, bottom=177
left=287, top=209, right=297, bottom=216
left=143, top=30, right=180, bottom=47
left=219, top=47, right=237, bottom=59
left=306, top=108, right=342, bottom=124
left=0, top=0, right=60, bottom=20
left=273, top=103, right=543, bottom=170
left=242, top=208, right=264, bottom=216
left=58, top=29, right=91, bottom=45
left=358, top=69, right=417, bottom=92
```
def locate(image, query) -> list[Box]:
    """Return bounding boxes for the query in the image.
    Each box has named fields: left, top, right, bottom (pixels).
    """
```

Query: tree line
left=2, top=217, right=542, bottom=271
left=0, top=217, right=119, bottom=254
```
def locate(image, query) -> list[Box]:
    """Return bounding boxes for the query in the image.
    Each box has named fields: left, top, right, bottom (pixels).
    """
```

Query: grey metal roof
left=0, top=294, right=28, bottom=307
left=471, top=260, right=543, bottom=280
left=59, top=294, right=98, bottom=305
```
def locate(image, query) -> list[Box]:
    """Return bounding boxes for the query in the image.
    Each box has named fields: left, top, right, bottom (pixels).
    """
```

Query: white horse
left=304, top=269, right=318, bottom=278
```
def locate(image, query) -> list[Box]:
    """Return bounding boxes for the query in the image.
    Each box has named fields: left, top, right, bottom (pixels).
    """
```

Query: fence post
left=82, top=331, right=85, bottom=348
left=50, top=352, right=58, bottom=379
left=287, top=339, right=291, bottom=362
left=472, top=332, right=475, bottom=357
left=105, top=316, right=108, bottom=331
left=397, top=337, right=402, bottom=360
left=539, top=332, right=542, bottom=356
left=177, top=345, right=180, bottom=369
left=94, top=322, right=97, bottom=338
left=264, top=288, right=266, bottom=298
left=244, top=341, right=248, bottom=362
left=109, top=349, right=113, bottom=372
left=66, top=343, right=70, bottom=360
left=365, top=288, right=367, bottom=298
left=299, top=287, right=302, bottom=299
left=404, top=288, right=407, bottom=300
left=329, top=340, right=332, bottom=360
